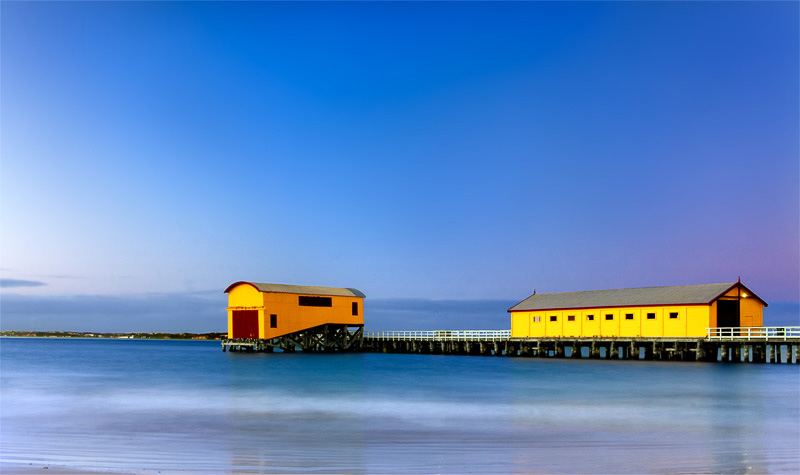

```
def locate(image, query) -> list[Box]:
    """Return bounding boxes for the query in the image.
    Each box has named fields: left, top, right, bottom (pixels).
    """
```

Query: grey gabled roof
left=508, top=282, right=746, bottom=312
left=225, top=282, right=365, bottom=298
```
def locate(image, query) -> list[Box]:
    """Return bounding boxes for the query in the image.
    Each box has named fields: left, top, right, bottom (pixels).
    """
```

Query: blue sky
left=1, top=1, right=798, bottom=331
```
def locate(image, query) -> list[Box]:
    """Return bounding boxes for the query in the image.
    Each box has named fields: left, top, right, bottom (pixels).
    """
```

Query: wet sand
left=1, top=463, right=132, bottom=475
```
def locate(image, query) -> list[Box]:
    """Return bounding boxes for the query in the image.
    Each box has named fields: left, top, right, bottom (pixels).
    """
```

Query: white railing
left=364, top=330, right=511, bottom=341
left=707, top=326, right=800, bottom=341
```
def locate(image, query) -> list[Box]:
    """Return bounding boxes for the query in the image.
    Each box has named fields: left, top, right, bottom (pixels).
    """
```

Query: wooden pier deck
left=223, top=326, right=800, bottom=363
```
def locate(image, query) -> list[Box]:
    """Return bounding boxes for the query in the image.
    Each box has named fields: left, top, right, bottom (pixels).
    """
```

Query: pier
left=222, top=326, right=800, bottom=363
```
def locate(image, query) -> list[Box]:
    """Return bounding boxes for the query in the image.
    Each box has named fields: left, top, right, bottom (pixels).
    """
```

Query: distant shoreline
left=0, top=331, right=226, bottom=340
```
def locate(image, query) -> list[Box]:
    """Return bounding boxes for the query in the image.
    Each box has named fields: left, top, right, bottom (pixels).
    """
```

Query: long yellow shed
left=224, top=282, right=365, bottom=340
left=508, top=281, right=766, bottom=338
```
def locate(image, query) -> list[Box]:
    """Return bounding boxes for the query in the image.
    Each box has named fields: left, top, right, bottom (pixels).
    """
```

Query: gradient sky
left=1, top=1, right=798, bottom=331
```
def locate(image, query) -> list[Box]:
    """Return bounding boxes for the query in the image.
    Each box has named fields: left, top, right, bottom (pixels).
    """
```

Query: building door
left=717, top=300, right=740, bottom=328
left=232, top=310, right=259, bottom=338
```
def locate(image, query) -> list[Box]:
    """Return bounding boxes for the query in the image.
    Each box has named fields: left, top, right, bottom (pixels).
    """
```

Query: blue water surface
left=1, top=338, right=798, bottom=474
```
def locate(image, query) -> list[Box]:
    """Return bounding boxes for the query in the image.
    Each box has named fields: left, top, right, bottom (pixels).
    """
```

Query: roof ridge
left=508, top=282, right=746, bottom=312
left=533, top=282, right=736, bottom=295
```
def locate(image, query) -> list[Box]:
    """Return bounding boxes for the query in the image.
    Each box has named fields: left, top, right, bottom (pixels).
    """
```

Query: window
left=533, top=316, right=541, bottom=323
left=550, top=315, right=557, bottom=322
left=625, top=313, right=634, bottom=320
left=270, top=314, right=277, bottom=328
left=352, top=302, right=359, bottom=316
left=647, top=313, right=656, bottom=320
left=605, top=314, right=614, bottom=320
left=568, top=315, right=575, bottom=322
left=298, top=296, right=332, bottom=307
left=587, top=315, right=595, bottom=321
left=669, top=312, right=678, bottom=319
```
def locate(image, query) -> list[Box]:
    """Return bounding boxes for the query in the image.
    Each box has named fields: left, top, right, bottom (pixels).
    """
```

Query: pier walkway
left=223, top=326, right=800, bottom=363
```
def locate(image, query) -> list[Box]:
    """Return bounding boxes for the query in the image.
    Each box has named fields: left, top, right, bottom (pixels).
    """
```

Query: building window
left=647, top=313, right=656, bottom=320
left=625, top=313, right=634, bottom=320
left=550, top=315, right=557, bottom=322
left=270, top=314, right=277, bottom=328
left=534, top=316, right=541, bottom=323
left=669, top=312, right=678, bottom=319
left=298, top=296, right=332, bottom=307
left=605, top=314, right=614, bottom=320
left=568, top=315, right=575, bottom=322
left=352, top=302, right=359, bottom=316
left=587, top=315, right=595, bottom=321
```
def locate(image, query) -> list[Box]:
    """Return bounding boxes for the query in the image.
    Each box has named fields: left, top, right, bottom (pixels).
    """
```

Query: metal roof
left=507, top=282, right=762, bottom=312
left=224, top=282, right=365, bottom=298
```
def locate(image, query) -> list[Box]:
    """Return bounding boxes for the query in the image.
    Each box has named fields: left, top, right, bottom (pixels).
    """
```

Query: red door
left=232, top=310, right=259, bottom=338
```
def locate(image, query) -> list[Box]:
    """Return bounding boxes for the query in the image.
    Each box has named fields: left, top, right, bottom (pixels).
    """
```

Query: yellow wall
left=226, top=284, right=265, bottom=338
left=545, top=311, right=563, bottom=337
left=511, top=314, right=529, bottom=337
left=509, top=283, right=765, bottom=339
left=518, top=312, right=546, bottom=337
left=600, top=309, right=620, bottom=337
left=740, top=296, right=764, bottom=327
left=582, top=310, right=600, bottom=337
left=687, top=306, right=710, bottom=336
left=227, top=284, right=364, bottom=339
left=563, top=312, right=581, bottom=337
left=510, top=305, right=712, bottom=338
left=619, top=308, right=641, bottom=337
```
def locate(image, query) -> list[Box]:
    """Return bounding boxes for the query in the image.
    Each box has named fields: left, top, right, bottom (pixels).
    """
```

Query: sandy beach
left=1, top=463, right=132, bottom=475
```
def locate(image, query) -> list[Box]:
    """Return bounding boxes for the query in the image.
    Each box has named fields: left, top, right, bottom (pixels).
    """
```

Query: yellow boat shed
left=508, top=281, right=767, bottom=338
left=224, top=282, right=365, bottom=340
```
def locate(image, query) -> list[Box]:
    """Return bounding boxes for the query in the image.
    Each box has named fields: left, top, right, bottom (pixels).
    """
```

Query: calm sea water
left=1, top=338, right=798, bottom=474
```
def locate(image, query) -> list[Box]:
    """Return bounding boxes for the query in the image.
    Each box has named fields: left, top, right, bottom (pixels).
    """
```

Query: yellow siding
left=640, top=308, right=661, bottom=336
left=227, top=284, right=264, bottom=338
left=562, top=312, right=581, bottom=337
left=511, top=313, right=529, bottom=336
left=226, top=284, right=364, bottom=339
left=582, top=310, right=601, bottom=337
left=686, top=305, right=710, bottom=337
left=600, top=309, right=620, bottom=336
left=663, top=307, right=686, bottom=337
left=259, top=292, right=363, bottom=340
left=510, top=304, right=714, bottom=338
left=546, top=311, right=563, bottom=337
left=740, top=296, right=764, bottom=327
left=530, top=312, right=546, bottom=337
left=619, top=308, right=640, bottom=337
left=228, top=284, right=265, bottom=307
left=722, top=287, right=740, bottom=298
left=508, top=282, right=765, bottom=339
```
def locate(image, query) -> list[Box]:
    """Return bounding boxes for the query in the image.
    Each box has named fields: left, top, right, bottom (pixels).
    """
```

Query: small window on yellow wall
left=534, top=316, right=541, bottom=323
left=568, top=315, right=575, bottom=322
left=647, top=313, right=656, bottom=319
left=625, top=313, right=634, bottom=320
left=550, top=315, right=557, bottom=322
left=605, top=314, right=614, bottom=320
left=587, top=315, right=594, bottom=321
left=669, top=312, right=678, bottom=319
left=270, top=314, right=277, bottom=328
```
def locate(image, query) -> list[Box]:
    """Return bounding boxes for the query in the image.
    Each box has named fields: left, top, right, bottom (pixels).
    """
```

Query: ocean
left=1, top=338, right=798, bottom=474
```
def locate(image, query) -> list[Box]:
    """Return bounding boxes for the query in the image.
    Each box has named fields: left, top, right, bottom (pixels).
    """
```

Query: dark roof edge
left=223, top=281, right=258, bottom=293
left=224, top=281, right=365, bottom=298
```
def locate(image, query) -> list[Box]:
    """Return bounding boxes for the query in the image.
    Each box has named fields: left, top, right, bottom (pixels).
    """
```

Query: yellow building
left=224, top=282, right=365, bottom=339
left=509, top=281, right=766, bottom=338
